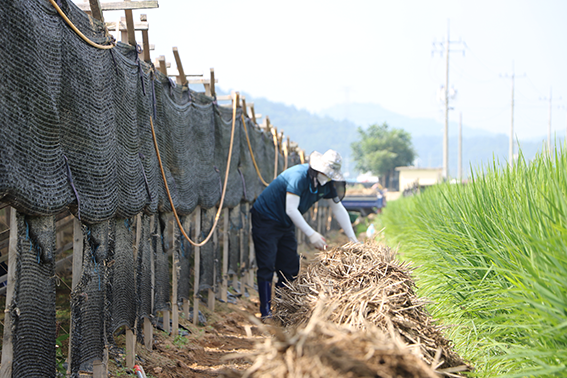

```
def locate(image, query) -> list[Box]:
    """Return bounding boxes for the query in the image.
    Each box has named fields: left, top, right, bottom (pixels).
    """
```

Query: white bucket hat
left=309, top=149, right=344, bottom=181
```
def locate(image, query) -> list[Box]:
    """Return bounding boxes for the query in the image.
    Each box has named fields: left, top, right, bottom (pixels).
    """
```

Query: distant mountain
left=319, top=102, right=495, bottom=138
left=219, top=89, right=552, bottom=179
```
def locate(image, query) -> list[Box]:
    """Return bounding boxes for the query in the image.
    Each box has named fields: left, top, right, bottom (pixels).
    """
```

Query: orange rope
left=48, top=0, right=115, bottom=50
left=241, top=114, right=270, bottom=186
left=150, top=97, right=238, bottom=247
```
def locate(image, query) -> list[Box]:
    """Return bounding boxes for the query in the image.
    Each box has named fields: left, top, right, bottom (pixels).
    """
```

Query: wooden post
left=208, top=211, right=217, bottom=311
left=182, top=216, right=191, bottom=320
left=143, top=317, right=152, bottom=351
left=241, top=97, right=248, bottom=118
left=239, top=217, right=244, bottom=292
left=120, top=17, right=128, bottom=43
left=193, top=207, right=201, bottom=326
left=247, top=203, right=255, bottom=289
left=71, top=218, right=83, bottom=289
left=0, top=208, right=16, bottom=377
left=66, top=217, right=84, bottom=376
left=221, top=208, right=229, bottom=302
left=124, top=0, right=136, bottom=46
left=148, top=215, right=155, bottom=344
left=171, top=216, right=179, bottom=336
left=140, top=14, right=151, bottom=62
left=92, top=348, right=108, bottom=378
left=89, top=0, right=104, bottom=22
left=249, top=103, right=257, bottom=124
left=172, top=47, right=187, bottom=87
left=210, top=68, right=216, bottom=98
left=125, top=328, right=135, bottom=369
left=157, top=55, right=167, bottom=76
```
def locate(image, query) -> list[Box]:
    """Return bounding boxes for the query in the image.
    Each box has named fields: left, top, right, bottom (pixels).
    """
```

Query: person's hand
left=309, top=232, right=327, bottom=250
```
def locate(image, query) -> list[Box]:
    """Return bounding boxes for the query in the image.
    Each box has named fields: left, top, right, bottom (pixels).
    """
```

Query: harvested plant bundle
left=223, top=304, right=439, bottom=378
left=273, top=241, right=469, bottom=372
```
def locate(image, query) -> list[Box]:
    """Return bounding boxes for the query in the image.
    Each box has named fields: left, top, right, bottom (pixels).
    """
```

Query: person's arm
left=285, top=193, right=327, bottom=250
left=326, top=199, right=358, bottom=242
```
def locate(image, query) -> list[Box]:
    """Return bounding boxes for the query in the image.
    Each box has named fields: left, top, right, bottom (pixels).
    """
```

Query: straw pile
left=222, top=303, right=439, bottom=378
left=273, top=241, right=469, bottom=373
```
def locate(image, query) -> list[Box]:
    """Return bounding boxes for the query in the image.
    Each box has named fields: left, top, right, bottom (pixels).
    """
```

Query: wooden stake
left=249, top=103, right=257, bottom=124
left=221, top=208, right=229, bottom=303
left=0, top=208, right=16, bottom=377
left=157, top=55, right=167, bottom=76
left=92, top=348, right=108, bottom=378
left=208, top=211, right=218, bottom=311
left=143, top=317, right=152, bottom=350
left=247, top=203, right=255, bottom=289
left=124, top=0, right=136, bottom=46
left=66, top=217, right=84, bottom=376
left=182, top=215, right=191, bottom=320
left=210, top=68, right=216, bottom=98
left=241, top=97, right=248, bottom=118
left=171, top=215, right=179, bottom=336
left=71, top=218, right=83, bottom=290
left=140, top=14, right=151, bottom=62
left=88, top=0, right=104, bottom=22
left=125, top=327, right=135, bottom=368
left=193, top=206, right=201, bottom=326
left=172, top=47, right=187, bottom=86
left=162, top=310, right=170, bottom=334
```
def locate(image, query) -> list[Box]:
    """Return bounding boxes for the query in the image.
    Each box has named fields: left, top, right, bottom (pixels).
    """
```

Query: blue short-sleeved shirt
left=252, top=164, right=336, bottom=227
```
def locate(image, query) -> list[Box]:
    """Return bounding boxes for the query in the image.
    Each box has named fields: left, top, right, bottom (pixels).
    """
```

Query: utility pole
left=500, top=63, right=525, bottom=166
left=539, top=87, right=560, bottom=155
left=432, top=21, right=465, bottom=180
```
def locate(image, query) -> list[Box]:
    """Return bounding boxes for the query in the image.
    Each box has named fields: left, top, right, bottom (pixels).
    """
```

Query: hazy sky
left=94, top=0, right=567, bottom=140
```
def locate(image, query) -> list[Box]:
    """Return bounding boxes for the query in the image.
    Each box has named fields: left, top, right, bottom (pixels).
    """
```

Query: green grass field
left=379, top=146, right=567, bottom=377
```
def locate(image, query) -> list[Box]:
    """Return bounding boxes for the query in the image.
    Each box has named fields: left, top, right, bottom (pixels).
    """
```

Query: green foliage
left=380, top=145, right=567, bottom=377
left=351, top=123, right=416, bottom=176
left=173, top=335, right=188, bottom=347
left=55, top=333, right=69, bottom=376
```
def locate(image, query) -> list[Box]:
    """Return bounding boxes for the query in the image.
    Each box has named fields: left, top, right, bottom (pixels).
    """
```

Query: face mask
left=317, top=173, right=330, bottom=186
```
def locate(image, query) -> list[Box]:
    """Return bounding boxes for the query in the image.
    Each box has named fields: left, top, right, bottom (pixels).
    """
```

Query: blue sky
left=92, top=0, right=567, bottom=140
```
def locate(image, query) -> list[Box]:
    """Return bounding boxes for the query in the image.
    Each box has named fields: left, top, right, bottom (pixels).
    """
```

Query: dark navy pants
left=251, top=208, right=299, bottom=284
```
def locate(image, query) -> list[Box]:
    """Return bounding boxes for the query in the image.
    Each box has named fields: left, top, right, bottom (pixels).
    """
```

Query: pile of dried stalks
left=273, top=241, right=469, bottom=374
left=222, top=303, right=439, bottom=378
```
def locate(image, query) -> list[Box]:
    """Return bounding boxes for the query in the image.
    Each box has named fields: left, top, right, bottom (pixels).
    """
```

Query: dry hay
left=221, top=303, right=439, bottom=378
left=273, top=240, right=470, bottom=374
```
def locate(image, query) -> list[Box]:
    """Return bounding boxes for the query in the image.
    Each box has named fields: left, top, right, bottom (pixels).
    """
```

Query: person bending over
left=250, top=149, right=357, bottom=318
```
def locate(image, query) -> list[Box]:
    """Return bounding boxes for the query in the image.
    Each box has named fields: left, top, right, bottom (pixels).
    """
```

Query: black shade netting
left=108, top=218, right=136, bottom=334
left=70, top=220, right=110, bottom=376
left=153, top=213, right=170, bottom=313
left=11, top=213, right=57, bottom=378
left=198, top=207, right=217, bottom=292
left=175, top=215, right=193, bottom=303
left=214, top=106, right=242, bottom=209
left=239, top=117, right=263, bottom=201
left=248, top=127, right=275, bottom=185
left=228, top=205, right=242, bottom=276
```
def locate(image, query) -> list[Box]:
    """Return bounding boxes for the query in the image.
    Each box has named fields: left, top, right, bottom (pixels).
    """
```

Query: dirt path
left=108, top=232, right=348, bottom=378
left=113, top=295, right=263, bottom=378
